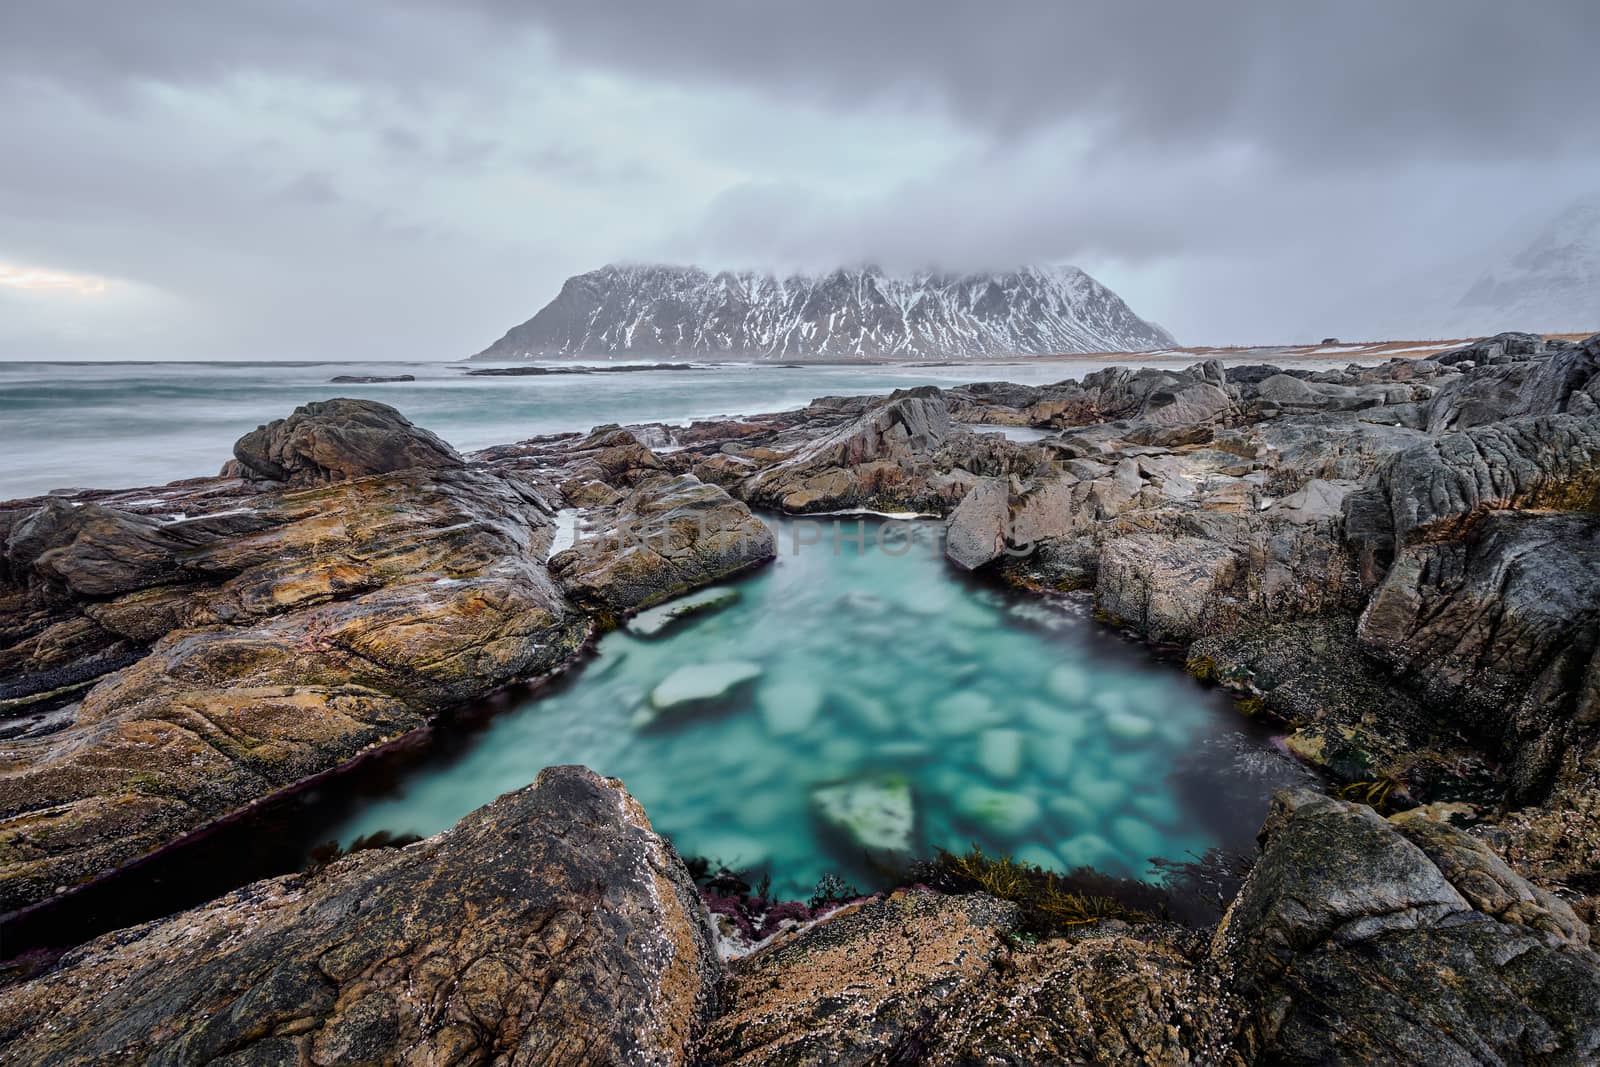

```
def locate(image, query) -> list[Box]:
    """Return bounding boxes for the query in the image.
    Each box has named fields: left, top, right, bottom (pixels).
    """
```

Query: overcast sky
left=2, top=1, right=1597, bottom=360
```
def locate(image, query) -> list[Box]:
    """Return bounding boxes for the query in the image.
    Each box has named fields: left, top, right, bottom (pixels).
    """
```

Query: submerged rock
left=975, top=727, right=1024, bottom=779
left=647, top=660, right=762, bottom=713
left=327, top=373, right=415, bottom=384
left=0, top=766, right=720, bottom=1066
left=1105, top=710, right=1156, bottom=741
left=757, top=673, right=825, bottom=735
left=811, top=773, right=916, bottom=857
left=955, top=784, right=1041, bottom=835
left=626, top=585, right=741, bottom=637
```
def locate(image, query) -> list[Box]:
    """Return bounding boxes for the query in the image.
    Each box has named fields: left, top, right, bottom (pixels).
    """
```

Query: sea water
left=3, top=356, right=1228, bottom=499
left=325, top=516, right=1306, bottom=900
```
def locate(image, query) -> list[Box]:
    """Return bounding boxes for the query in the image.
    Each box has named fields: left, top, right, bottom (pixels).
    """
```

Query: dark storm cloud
left=10, top=1, right=1596, bottom=154
left=0, top=2, right=496, bottom=96
left=0, top=1, right=1596, bottom=356
left=510, top=0, right=1600, bottom=155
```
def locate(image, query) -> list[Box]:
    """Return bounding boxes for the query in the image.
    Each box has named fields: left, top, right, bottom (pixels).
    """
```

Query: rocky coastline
left=2, top=332, right=1598, bottom=1063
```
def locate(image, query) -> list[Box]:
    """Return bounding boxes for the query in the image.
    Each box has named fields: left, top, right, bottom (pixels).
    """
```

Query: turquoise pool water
left=327, top=517, right=1304, bottom=900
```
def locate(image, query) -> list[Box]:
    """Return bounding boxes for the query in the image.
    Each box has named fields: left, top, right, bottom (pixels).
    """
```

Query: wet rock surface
left=694, top=890, right=1025, bottom=1065
left=694, top=786, right=1600, bottom=1065
left=0, top=766, right=720, bottom=1067
left=696, top=885, right=1238, bottom=1067
left=550, top=469, right=775, bottom=617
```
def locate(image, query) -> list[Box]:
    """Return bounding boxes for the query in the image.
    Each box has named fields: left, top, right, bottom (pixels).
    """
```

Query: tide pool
left=325, top=516, right=1307, bottom=899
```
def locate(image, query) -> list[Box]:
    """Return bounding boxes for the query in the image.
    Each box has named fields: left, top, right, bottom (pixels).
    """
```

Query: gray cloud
left=510, top=0, right=1600, bottom=155
left=0, top=1, right=1595, bottom=358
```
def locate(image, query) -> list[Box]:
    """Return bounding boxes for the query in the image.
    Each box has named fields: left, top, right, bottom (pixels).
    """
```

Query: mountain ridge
left=472, top=263, right=1175, bottom=361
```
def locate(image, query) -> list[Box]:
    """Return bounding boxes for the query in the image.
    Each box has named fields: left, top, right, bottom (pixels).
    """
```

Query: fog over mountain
left=1450, top=196, right=1600, bottom=336
left=1, top=3, right=1597, bottom=359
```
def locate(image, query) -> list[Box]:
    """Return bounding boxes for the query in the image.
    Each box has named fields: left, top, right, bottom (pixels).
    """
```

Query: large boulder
left=233, top=398, right=464, bottom=485
left=1216, top=790, right=1600, bottom=1064
left=1096, top=533, right=1241, bottom=642
left=0, top=464, right=588, bottom=914
left=1516, top=332, right=1600, bottom=416
left=740, top=387, right=954, bottom=512
left=0, top=767, right=721, bottom=1066
left=696, top=889, right=1237, bottom=1065
left=1092, top=511, right=1361, bottom=645
left=943, top=476, right=1012, bottom=570
left=4, top=498, right=189, bottom=598
left=551, top=470, right=776, bottom=617
left=1424, top=359, right=1544, bottom=432
left=694, top=891, right=1022, bottom=1065
left=1432, top=331, right=1552, bottom=368
left=1139, top=380, right=1236, bottom=426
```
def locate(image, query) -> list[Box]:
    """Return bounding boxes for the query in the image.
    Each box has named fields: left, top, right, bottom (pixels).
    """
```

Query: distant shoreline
left=458, top=332, right=1595, bottom=369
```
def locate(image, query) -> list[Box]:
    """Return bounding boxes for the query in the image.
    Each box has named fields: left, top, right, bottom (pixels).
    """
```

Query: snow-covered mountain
left=1449, top=195, right=1600, bottom=336
left=472, top=264, right=1175, bottom=360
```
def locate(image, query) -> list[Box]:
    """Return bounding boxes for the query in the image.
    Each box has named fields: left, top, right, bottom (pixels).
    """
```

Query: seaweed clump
left=304, top=830, right=423, bottom=873
left=808, top=872, right=860, bottom=912
left=908, top=844, right=1164, bottom=936
left=682, top=858, right=859, bottom=946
